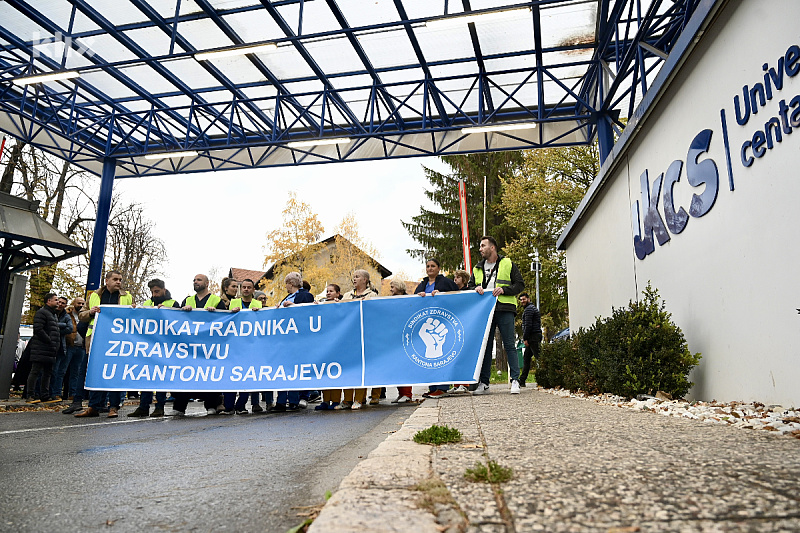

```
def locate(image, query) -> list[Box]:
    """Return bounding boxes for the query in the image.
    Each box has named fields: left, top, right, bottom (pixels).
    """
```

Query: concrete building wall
left=562, top=1, right=800, bottom=406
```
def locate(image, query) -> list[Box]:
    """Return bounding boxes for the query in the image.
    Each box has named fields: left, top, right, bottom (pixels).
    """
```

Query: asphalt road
left=0, top=401, right=416, bottom=532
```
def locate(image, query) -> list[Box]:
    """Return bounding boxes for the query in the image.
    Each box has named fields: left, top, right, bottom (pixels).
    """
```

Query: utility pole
left=530, top=250, right=540, bottom=309
left=482, top=175, right=487, bottom=235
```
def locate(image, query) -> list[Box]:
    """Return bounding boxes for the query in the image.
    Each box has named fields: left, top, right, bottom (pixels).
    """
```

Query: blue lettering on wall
left=662, top=160, right=688, bottom=234
left=633, top=42, right=799, bottom=261
left=686, top=129, right=719, bottom=217
left=632, top=169, right=670, bottom=260
left=631, top=130, right=718, bottom=260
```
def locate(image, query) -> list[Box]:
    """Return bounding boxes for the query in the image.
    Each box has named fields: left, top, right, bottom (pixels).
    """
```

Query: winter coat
left=521, top=303, right=543, bottom=341
left=414, top=274, right=459, bottom=295
left=56, top=309, right=73, bottom=356
left=29, top=305, right=60, bottom=364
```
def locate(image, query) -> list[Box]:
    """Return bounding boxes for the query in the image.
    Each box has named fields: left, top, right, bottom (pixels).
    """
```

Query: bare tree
left=104, top=201, right=167, bottom=304
left=0, top=138, right=167, bottom=312
left=0, top=141, right=95, bottom=318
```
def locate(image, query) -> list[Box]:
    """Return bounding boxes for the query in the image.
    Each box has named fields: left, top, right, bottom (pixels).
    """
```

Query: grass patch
left=412, top=478, right=457, bottom=513
left=413, top=424, right=463, bottom=445
left=464, top=460, right=513, bottom=483
left=286, top=490, right=332, bottom=533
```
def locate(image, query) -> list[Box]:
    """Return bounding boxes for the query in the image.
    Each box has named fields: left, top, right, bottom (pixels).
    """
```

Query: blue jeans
left=89, top=390, right=121, bottom=410
left=276, top=390, right=299, bottom=406
left=72, top=348, right=90, bottom=404
left=479, top=310, right=520, bottom=385
left=140, top=391, right=167, bottom=409
left=222, top=392, right=237, bottom=411
left=52, top=346, right=84, bottom=399
left=50, top=350, right=69, bottom=398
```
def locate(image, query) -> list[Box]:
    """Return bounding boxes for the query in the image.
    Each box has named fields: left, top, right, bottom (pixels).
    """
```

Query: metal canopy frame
left=0, top=0, right=704, bottom=177
left=0, top=0, right=707, bottom=288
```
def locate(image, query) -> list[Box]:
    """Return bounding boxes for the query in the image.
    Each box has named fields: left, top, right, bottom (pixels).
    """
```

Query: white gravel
left=536, top=386, right=800, bottom=439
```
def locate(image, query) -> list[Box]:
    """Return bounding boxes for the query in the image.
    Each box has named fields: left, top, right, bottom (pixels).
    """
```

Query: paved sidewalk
left=310, top=385, right=800, bottom=533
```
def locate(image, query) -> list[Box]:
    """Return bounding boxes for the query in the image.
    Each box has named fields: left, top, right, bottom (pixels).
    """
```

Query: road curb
left=308, top=400, right=445, bottom=533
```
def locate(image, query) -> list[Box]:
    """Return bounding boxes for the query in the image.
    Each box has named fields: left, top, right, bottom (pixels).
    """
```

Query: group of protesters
left=16, top=235, right=542, bottom=419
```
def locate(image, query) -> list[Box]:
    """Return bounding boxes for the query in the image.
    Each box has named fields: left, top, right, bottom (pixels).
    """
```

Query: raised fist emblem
left=418, top=318, right=448, bottom=359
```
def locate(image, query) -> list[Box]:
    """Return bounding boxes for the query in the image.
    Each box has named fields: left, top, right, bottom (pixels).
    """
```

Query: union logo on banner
left=402, top=307, right=465, bottom=369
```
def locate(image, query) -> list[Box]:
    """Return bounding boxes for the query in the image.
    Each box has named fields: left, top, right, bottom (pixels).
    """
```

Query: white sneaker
left=168, top=409, right=185, bottom=417
left=453, top=385, right=469, bottom=394
left=351, top=401, right=362, bottom=410
left=298, top=399, right=308, bottom=409
left=392, top=395, right=411, bottom=404
left=510, top=380, right=520, bottom=394
left=472, top=383, right=490, bottom=395
left=206, top=407, right=217, bottom=416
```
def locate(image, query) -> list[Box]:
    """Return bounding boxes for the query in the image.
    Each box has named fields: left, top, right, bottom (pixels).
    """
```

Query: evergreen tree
left=402, top=152, right=523, bottom=272
left=501, top=145, right=599, bottom=337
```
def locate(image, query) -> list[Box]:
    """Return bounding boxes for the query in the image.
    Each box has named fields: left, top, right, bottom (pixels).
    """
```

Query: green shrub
left=537, top=283, right=700, bottom=399
left=413, top=425, right=463, bottom=445
left=464, top=460, right=513, bottom=483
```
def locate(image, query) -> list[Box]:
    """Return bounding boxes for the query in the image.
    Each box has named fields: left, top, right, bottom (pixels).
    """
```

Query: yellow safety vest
left=473, top=257, right=518, bottom=307
left=229, top=298, right=262, bottom=309
left=87, top=290, right=133, bottom=336
left=143, top=299, right=177, bottom=308
left=185, top=294, right=222, bottom=309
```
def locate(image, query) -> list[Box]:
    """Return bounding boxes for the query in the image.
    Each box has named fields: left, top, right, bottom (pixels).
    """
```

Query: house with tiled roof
left=227, top=267, right=267, bottom=287
left=264, top=234, right=391, bottom=295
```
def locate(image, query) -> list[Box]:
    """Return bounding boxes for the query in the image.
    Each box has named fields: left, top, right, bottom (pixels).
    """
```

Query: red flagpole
left=458, top=179, right=472, bottom=272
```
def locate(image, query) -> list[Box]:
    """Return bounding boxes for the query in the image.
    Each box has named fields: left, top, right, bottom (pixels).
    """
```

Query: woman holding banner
left=387, top=280, right=414, bottom=404
left=336, top=270, right=377, bottom=410
left=270, top=272, right=314, bottom=412
left=416, top=259, right=459, bottom=399
left=316, top=284, right=343, bottom=411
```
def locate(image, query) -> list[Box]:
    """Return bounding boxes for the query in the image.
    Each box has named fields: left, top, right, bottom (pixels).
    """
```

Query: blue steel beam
left=3, top=0, right=202, bottom=144
left=192, top=0, right=319, bottom=134
left=69, top=0, right=231, bottom=143
left=259, top=0, right=366, bottom=136
left=392, top=0, right=450, bottom=127
left=86, top=157, right=115, bottom=291
left=0, top=0, right=706, bottom=176
left=324, top=0, right=405, bottom=131
left=129, top=0, right=277, bottom=136
left=461, top=0, right=495, bottom=114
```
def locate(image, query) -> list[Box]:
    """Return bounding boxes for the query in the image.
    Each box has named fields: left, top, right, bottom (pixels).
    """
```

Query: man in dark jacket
left=468, top=236, right=525, bottom=395
left=50, top=296, right=74, bottom=401
left=26, top=293, right=61, bottom=404
left=518, top=293, right=542, bottom=387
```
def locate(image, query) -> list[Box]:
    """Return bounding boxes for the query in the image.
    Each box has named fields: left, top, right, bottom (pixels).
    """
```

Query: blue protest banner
left=85, top=292, right=497, bottom=392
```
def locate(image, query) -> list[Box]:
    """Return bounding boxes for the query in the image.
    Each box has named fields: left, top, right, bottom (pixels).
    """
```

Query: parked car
left=550, top=327, right=570, bottom=342
left=19, top=325, right=33, bottom=342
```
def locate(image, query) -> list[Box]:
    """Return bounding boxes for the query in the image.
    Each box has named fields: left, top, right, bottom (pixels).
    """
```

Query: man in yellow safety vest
left=74, top=270, right=133, bottom=418
left=468, top=236, right=525, bottom=396
left=169, top=274, right=227, bottom=417
left=128, top=278, right=180, bottom=418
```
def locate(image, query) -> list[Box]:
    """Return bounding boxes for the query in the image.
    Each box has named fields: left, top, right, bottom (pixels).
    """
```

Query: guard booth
left=0, top=192, right=85, bottom=399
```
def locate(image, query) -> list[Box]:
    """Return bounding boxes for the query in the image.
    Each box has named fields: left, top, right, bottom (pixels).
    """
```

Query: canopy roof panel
left=0, top=0, right=705, bottom=177
left=0, top=192, right=85, bottom=274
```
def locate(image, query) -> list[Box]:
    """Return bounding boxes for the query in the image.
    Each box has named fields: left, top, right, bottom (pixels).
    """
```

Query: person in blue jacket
left=271, top=272, right=315, bottom=412
left=414, top=258, right=458, bottom=296
left=415, top=258, right=459, bottom=398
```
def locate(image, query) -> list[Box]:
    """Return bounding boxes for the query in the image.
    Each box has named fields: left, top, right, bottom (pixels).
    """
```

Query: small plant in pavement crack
left=413, top=424, right=463, bottom=445
left=464, top=460, right=513, bottom=483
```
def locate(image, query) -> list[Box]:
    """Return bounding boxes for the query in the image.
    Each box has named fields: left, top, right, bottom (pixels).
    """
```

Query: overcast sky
left=113, top=156, right=453, bottom=300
